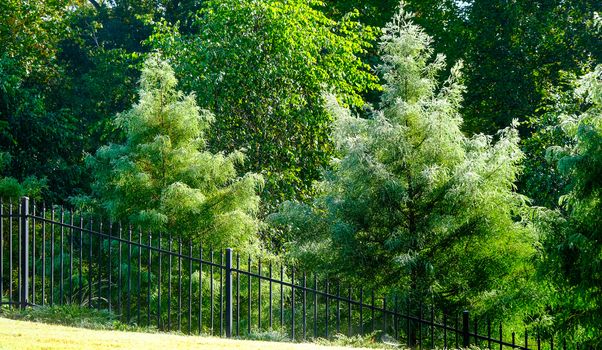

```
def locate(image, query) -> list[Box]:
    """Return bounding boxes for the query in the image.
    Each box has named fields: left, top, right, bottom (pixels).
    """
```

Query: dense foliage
left=80, top=56, right=263, bottom=250
left=0, top=0, right=601, bottom=343
left=537, top=65, right=602, bottom=347
left=149, top=0, right=379, bottom=208
left=270, top=8, right=536, bottom=319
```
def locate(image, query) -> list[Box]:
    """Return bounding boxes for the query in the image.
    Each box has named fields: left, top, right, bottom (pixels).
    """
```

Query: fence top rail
left=26, top=213, right=223, bottom=269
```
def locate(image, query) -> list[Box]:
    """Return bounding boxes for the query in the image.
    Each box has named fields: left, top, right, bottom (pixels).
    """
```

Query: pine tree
left=271, top=4, right=535, bottom=314
left=82, top=55, right=263, bottom=251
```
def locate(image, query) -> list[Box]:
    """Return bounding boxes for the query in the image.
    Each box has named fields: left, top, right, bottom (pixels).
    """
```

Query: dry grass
left=0, top=317, right=370, bottom=350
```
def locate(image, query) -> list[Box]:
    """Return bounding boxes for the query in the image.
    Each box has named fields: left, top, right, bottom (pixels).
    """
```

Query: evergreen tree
left=81, top=55, right=263, bottom=251
left=539, top=63, right=602, bottom=346
left=271, top=4, right=535, bottom=315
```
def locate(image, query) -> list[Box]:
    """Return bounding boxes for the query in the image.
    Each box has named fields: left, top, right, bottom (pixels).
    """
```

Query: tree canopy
left=149, top=0, right=380, bottom=209
left=271, top=6, right=536, bottom=317
left=81, top=56, right=263, bottom=251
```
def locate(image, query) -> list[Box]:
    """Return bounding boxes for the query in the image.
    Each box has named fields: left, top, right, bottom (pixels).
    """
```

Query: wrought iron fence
left=0, top=197, right=578, bottom=349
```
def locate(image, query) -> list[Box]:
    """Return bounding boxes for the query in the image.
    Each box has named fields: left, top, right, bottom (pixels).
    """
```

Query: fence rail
left=0, top=197, right=577, bottom=349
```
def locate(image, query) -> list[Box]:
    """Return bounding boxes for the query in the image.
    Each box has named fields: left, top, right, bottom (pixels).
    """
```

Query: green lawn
left=0, top=317, right=371, bottom=350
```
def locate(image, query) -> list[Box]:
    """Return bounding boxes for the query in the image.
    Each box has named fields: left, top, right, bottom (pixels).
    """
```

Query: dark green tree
left=538, top=63, right=602, bottom=347
left=463, top=0, right=602, bottom=135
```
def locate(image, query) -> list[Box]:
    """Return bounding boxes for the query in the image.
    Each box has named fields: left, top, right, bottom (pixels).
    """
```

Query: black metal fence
left=0, top=197, right=576, bottom=349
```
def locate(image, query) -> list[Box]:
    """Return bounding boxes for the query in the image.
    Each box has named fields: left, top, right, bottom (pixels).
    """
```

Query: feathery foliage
left=81, top=56, right=263, bottom=251
left=539, top=64, right=602, bottom=346
left=271, top=5, right=535, bottom=315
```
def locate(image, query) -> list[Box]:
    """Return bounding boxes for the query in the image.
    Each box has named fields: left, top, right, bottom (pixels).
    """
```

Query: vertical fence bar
left=41, top=203, right=45, bottom=306
left=303, top=272, right=307, bottom=340
left=167, top=235, right=173, bottom=331
left=247, top=255, right=251, bottom=335
left=126, top=225, right=132, bottom=321
left=188, top=242, right=192, bottom=334
left=178, top=239, right=182, bottom=332
left=97, top=221, right=103, bottom=310
left=81, top=218, right=85, bottom=307
left=258, top=258, right=262, bottom=331
left=137, top=229, right=142, bottom=323
left=336, top=283, right=341, bottom=334
left=291, top=268, right=295, bottom=341
left=31, top=201, right=35, bottom=305
left=359, top=287, right=364, bottom=336
left=456, top=315, right=459, bottom=349
left=269, top=262, right=273, bottom=330
left=463, top=310, right=470, bottom=348
left=499, top=323, right=503, bottom=350
left=59, top=208, right=64, bottom=305
left=407, top=300, right=412, bottom=347
left=280, top=264, right=284, bottom=330
left=347, top=287, right=352, bottom=337
left=19, top=197, right=29, bottom=309
left=236, top=253, right=240, bottom=337
left=488, top=319, right=492, bottom=350
left=419, top=302, right=422, bottom=350
left=107, top=221, right=112, bottom=312
left=69, top=211, right=74, bottom=305
left=325, top=279, right=329, bottom=338
left=394, top=296, right=398, bottom=340
left=314, top=274, right=318, bottom=338
left=210, top=248, right=214, bottom=335
left=384, top=297, right=388, bottom=335
left=198, top=243, right=202, bottom=333
left=9, top=201, right=13, bottom=308
left=444, top=314, right=447, bottom=349
left=88, top=219, right=93, bottom=308
left=431, top=305, right=434, bottom=347
left=225, top=248, right=232, bottom=338
left=157, top=232, right=162, bottom=330
left=0, top=199, right=3, bottom=306
left=525, top=329, right=529, bottom=349
left=50, top=206, right=54, bottom=306
left=17, top=200, right=21, bottom=307
left=219, top=251, right=223, bottom=336
left=371, top=291, right=375, bottom=333
left=148, top=231, right=152, bottom=327
left=512, top=332, right=516, bottom=347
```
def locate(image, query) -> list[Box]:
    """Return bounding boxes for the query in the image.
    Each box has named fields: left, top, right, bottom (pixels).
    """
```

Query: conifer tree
left=540, top=63, right=602, bottom=346
left=83, top=55, right=263, bottom=251
left=271, top=4, right=535, bottom=313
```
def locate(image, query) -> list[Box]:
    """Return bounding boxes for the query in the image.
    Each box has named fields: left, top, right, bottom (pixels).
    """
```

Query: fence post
left=225, top=248, right=233, bottom=338
left=462, top=310, right=470, bottom=348
left=20, top=197, right=29, bottom=309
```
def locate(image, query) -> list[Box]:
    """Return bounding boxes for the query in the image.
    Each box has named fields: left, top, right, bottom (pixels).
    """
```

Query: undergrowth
left=1, top=305, right=153, bottom=332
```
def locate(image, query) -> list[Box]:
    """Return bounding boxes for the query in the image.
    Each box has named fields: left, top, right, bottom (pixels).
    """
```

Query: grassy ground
left=0, top=317, right=373, bottom=350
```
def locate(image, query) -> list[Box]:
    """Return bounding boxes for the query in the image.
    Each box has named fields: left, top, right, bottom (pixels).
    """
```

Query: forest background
left=1, top=0, right=601, bottom=346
